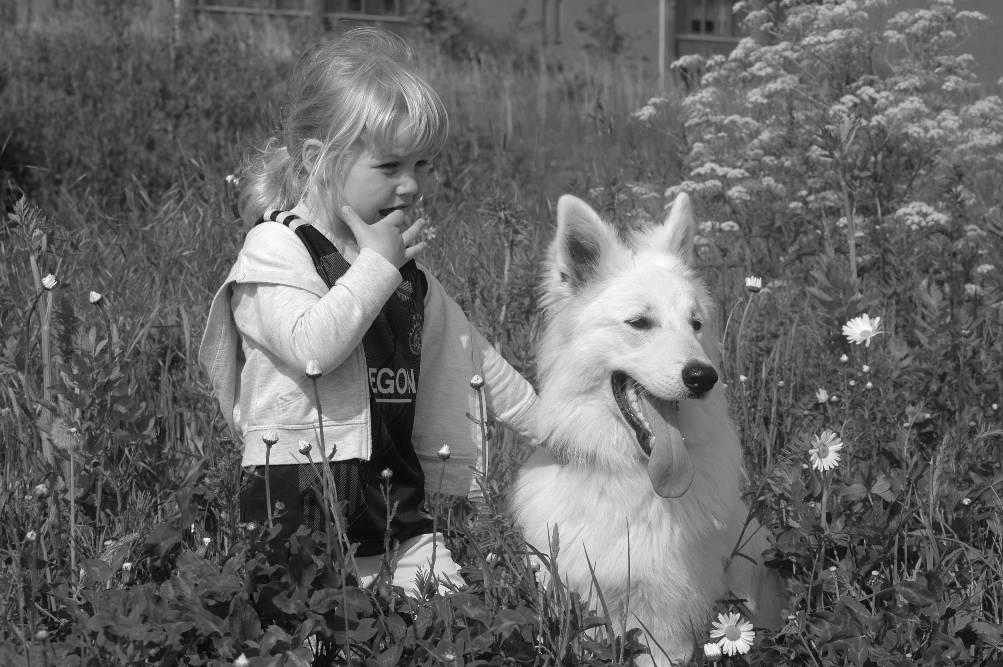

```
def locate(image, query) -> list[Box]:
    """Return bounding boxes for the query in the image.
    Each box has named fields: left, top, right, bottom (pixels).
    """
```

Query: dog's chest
left=512, top=452, right=735, bottom=592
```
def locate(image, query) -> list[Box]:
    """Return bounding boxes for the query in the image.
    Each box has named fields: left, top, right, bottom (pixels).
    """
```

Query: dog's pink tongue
left=640, top=397, right=694, bottom=498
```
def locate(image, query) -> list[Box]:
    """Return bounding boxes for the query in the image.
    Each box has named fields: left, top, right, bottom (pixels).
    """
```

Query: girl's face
left=337, top=143, right=437, bottom=225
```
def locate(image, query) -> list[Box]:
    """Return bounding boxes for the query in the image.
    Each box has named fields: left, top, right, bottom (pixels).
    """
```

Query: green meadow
left=2, top=1, right=1001, bottom=664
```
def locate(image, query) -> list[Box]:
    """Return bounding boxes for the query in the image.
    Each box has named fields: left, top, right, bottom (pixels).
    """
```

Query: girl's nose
left=396, top=171, right=419, bottom=196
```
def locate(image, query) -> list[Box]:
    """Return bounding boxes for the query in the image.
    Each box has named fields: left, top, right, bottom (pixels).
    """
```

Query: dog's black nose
left=682, top=362, right=718, bottom=396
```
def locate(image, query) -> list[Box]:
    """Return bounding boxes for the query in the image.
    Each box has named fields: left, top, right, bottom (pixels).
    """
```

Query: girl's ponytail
left=237, top=139, right=299, bottom=226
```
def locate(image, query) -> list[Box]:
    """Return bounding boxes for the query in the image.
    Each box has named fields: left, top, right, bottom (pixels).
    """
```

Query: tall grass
left=1, top=2, right=1001, bottom=665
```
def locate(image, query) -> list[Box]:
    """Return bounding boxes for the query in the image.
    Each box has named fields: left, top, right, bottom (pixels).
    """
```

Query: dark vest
left=258, top=210, right=434, bottom=555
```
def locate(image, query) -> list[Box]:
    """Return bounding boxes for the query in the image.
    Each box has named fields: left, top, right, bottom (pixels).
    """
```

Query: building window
left=678, top=0, right=736, bottom=37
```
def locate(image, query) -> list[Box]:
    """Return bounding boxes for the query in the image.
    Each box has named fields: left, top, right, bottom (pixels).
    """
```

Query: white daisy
left=703, top=640, right=723, bottom=660
left=808, top=429, right=844, bottom=472
left=842, top=314, right=883, bottom=347
left=710, top=611, right=755, bottom=656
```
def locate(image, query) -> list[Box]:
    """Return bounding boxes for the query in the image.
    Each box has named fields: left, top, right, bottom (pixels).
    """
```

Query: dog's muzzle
left=611, top=372, right=695, bottom=498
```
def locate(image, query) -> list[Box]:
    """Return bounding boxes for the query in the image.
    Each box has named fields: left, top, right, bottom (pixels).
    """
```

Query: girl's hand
left=341, top=206, right=427, bottom=268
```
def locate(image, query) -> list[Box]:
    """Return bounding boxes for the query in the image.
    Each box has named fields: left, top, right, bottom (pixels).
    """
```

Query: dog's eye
left=626, top=316, right=653, bottom=330
left=691, top=317, right=703, bottom=332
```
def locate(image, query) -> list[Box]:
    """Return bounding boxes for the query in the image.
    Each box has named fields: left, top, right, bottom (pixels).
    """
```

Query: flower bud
left=35, top=629, right=49, bottom=641
left=744, top=276, right=762, bottom=293
left=381, top=468, right=393, bottom=480
left=298, top=440, right=312, bottom=456
left=122, top=562, right=133, bottom=572
left=470, top=374, right=484, bottom=389
left=41, top=274, right=58, bottom=290
left=88, top=290, right=104, bottom=305
left=437, top=444, right=451, bottom=461
left=703, top=642, right=722, bottom=660
left=305, top=359, right=322, bottom=378
left=261, top=430, right=279, bottom=447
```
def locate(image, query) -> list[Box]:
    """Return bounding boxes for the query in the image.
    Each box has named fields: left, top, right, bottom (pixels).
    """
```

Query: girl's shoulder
left=230, top=221, right=327, bottom=296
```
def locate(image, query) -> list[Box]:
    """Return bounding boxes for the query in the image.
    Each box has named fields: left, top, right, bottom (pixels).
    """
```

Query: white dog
left=510, top=194, right=783, bottom=665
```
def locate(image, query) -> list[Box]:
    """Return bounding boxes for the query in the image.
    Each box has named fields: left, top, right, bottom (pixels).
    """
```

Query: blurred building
left=466, top=0, right=1003, bottom=86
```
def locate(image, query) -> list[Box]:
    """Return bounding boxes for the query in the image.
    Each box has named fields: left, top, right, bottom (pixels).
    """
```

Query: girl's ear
left=301, top=138, right=325, bottom=174
left=651, top=193, right=696, bottom=265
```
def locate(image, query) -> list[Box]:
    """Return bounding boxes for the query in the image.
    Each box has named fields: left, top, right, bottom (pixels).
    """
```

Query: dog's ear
left=552, top=195, right=617, bottom=291
left=652, top=193, right=696, bottom=264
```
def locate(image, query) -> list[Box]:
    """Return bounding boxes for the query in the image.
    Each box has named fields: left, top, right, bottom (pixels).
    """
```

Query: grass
left=2, top=2, right=1002, bottom=665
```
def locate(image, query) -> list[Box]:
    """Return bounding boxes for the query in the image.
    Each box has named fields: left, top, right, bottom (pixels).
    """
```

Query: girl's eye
left=416, top=160, right=434, bottom=173
left=377, top=162, right=400, bottom=172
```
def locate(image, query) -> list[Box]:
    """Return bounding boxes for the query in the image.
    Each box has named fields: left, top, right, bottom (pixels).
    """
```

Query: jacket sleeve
left=231, top=223, right=402, bottom=373
left=468, top=324, right=540, bottom=444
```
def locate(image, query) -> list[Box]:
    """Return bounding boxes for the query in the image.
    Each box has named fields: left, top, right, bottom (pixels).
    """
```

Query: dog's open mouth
left=611, top=372, right=695, bottom=498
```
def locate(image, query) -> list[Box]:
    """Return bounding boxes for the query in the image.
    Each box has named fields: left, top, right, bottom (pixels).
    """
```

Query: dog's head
left=536, top=193, right=724, bottom=498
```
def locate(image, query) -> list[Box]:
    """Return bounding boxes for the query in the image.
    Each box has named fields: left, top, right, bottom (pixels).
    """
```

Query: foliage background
left=1, top=0, right=1001, bottom=664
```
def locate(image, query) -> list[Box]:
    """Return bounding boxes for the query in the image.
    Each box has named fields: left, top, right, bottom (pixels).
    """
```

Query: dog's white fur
left=511, top=194, right=783, bottom=665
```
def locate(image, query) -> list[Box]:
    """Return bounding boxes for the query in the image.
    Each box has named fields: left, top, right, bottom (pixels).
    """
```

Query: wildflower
left=261, top=430, right=279, bottom=447
left=703, top=641, right=723, bottom=660
left=719, top=221, right=740, bottom=233
left=298, top=440, right=312, bottom=456
left=739, top=374, right=748, bottom=383
left=381, top=468, right=393, bottom=480
left=88, top=290, right=103, bottom=305
left=470, top=374, right=484, bottom=389
left=41, top=274, right=58, bottom=290
left=777, top=380, right=785, bottom=387
left=33, top=483, right=49, bottom=498
left=839, top=353, right=849, bottom=363
left=438, top=444, right=451, bottom=461
left=745, top=276, right=762, bottom=293
left=35, top=629, right=49, bottom=641
left=848, top=379, right=856, bottom=387
left=305, top=359, right=322, bottom=378
left=975, top=263, right=995, bottom=274
left=808, top=430, right=844, bottom=472
left=961, top=497, right=972, bottom=506
left=25, top=530, right=37, bottom=542
left=710, top=611, right=755, bottom=656
left=202, top=537, right=211, bottom=546
left=842, top=314, right=883, bottom=347
left=234, top=654, right=250, bottom=667
left=815, top=388, right=829, bottom=404
left=861, top=364, right=871, bottom=373
left=993, top=403, right=999, bottom=411
left=865, top=381, right=873, bottom=390
left=122, top=562, right=133, bottom=572
left=225, top=174, right=240, bottom=187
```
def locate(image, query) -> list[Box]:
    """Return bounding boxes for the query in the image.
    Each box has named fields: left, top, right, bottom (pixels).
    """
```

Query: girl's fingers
left=401, top=217, right=426, bottom=247
left=403, top=240, right=427, bottom=261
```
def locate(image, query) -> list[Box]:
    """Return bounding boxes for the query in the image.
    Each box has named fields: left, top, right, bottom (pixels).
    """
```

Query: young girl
left=199, top=27, right=538, bottom=596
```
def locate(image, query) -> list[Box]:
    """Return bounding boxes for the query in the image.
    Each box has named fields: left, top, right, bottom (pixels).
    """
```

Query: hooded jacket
left=199, top=220, right=538, bottom=497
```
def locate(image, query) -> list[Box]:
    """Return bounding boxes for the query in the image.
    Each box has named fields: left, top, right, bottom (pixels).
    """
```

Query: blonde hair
left=238, top=27, right=448, bottom=225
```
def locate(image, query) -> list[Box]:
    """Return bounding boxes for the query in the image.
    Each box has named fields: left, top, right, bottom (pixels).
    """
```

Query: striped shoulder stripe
left=260, top=209, right=301, bottom=227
